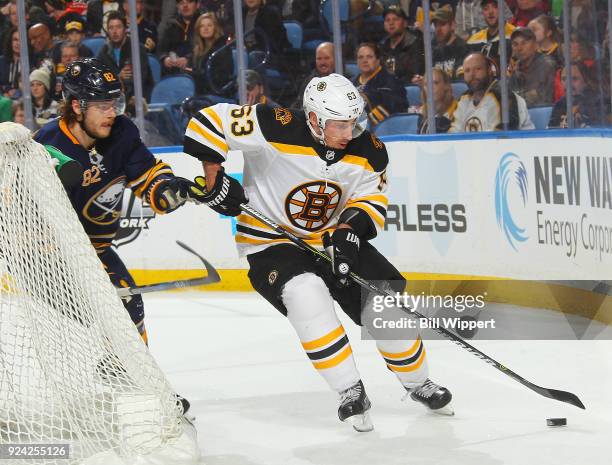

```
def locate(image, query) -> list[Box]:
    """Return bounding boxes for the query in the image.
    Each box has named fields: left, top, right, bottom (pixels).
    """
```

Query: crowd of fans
left=0, top=0, right=610, bottom=134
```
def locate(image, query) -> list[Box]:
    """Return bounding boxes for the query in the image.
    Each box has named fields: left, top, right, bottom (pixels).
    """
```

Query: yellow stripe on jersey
left=379, top=337, right=422, bottom=360
left=202, top=107, right=223, bottom=131
left=270, top=142, right=318, bottom=157
left=235, top=234, right=324, bottom=247
left=312, top=345, right=353, bottom=370
left=350, top=193, right=388, bottom=207
left=187, top=119, right=229, bottom=154
left=302, top=325, right=345, bottom=350
left=341, top=154, right=375, bottom=172
left=129, top=161, right=173, bottom=198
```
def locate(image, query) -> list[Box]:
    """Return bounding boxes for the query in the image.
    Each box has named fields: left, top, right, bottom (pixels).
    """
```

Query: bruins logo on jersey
left=465, top=116, right=484, bottom=132
left=370, top=134, right=383, bottom=149
left=317, top=82, right=326, bottom=91
left=274, top=107, right=292, bottom=125
left=83, top=177, right=127, bottom=225
left=285, top=181, right=341, bottom=231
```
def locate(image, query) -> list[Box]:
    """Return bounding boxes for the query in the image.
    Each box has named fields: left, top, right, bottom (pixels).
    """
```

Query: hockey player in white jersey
left=184, top=74, right=453, bottom=431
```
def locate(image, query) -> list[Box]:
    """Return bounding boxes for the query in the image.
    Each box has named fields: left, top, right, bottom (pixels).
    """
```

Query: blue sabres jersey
left=34, top=116, right=174, bottom=252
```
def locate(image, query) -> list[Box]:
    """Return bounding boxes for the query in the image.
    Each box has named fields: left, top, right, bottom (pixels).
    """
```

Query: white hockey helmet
left=303, top=73, right=366, bottom=145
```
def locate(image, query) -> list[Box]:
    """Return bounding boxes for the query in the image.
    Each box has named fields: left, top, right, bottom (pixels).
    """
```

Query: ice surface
left=144, top=292, right=612, bottom=465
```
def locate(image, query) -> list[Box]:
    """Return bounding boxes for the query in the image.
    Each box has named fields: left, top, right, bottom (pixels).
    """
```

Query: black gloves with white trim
left=323, top=228, right=360, bottom=287
left=190, top=168, right=247, bottom=217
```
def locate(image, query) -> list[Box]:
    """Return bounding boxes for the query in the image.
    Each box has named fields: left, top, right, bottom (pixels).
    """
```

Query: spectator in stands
left=0, top=27, right=21, bottom=98
left=379, top=4, right=424, bottom=85
left=29, top=68, right=58, bottom=128
left=12, top=99, right=25, bottom=125
left=450, top=52, right=534, bottom=131
left=96, top=11, right=153, bottom=100
left=353, top=42, right=408, bottom=126
left=567, top=0, right=606, bottom=44
left=432, top=5, right=469, bottom=80
left=409, top=0, right=456, bottom=30
left=40, top=0, right=66, bottom=22
left=159, top=0, right=201, bottom=75
left=508, top=27, right=555, bottom=107
left=0, top=1, right=21, bottom=48
left=245, top=69, right=279, bottom=107
left=120, top=0, right=158, bottom=53
left=0, top=94, right=12, bottom=122
left=191, top=12, right=233, bottom=96
left=87, top=0, right=120, bottom=36
left=510, top=0, right=546, bottom=27
left=242, top=0, right=290, bottom=66
left=53, top=41, right=80, bottom=101
left=28, top=22, right=55, bottom=73
left=52, top=16, right=93, bottom=68
left=467, top=0, right=515, bottom=75
left=418, top=67, right=458, bottom=134
left=455, top=0, right=513, bottom=39
left=293, top=41, right=335, bottom=107
left=549, top=61, right=611, bottom=128
left=528, top=14, right=562, bottom=70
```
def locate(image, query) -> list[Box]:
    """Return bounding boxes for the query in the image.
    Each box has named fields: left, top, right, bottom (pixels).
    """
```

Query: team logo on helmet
left=71, top=65, right=81, bottom=76
left=268, top=270, right=278, bottom=285
left=274, top=107, right=292, bottom=125
left=316, top=82, right=327, bottom=91
left=83, top=176, right=126, bottom=225
left=285, top=181, right=342, bottom=231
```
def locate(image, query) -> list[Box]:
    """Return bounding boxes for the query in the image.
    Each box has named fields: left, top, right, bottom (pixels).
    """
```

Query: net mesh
left=0, top=122, right=187, bottom=464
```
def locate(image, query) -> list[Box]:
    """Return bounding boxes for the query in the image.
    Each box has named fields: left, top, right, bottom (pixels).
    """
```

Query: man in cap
left=466, top=0, right=515, bottom=75
left=52, top=14, right=93, bottom=68
left=432, top=5, right=469, bottom=80
left=245, top=70, right=280, bottom=107
left=378, top=4, right=424, bottom=85
left=508, top=26, right=555, bottom=107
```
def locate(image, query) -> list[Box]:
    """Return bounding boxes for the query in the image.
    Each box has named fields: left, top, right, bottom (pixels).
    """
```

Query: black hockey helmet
left=62, top=58, right=123, bottom=105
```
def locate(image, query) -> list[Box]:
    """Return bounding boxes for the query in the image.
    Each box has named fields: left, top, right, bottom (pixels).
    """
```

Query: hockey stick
left=116, top=241, right=220, bottom=297
left=239, top=203, right=586, bottom=410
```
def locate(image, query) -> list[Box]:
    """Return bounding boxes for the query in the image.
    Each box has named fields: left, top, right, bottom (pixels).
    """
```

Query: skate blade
left=431, top=402, right=454, bottom=416
left=345, top=411, right=374, bottom=432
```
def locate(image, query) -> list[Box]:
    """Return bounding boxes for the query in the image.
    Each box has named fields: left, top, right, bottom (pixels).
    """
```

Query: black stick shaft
left=239, top=204, right=585, bottom=410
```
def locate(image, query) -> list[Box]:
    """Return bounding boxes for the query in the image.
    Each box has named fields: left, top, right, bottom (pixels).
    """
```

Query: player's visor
left=87, top=95, right=126, bottom=116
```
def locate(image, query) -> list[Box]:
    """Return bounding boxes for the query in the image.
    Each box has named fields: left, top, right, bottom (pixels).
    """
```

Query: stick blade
left=532, top=385, right=586, bottom=409
left=175, top=240, right=221, bottom=283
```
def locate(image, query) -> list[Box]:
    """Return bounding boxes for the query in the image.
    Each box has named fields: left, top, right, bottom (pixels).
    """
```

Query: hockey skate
left=404, top=379, right=454, bottom=416
left=338, top=380, right=373, bottom=432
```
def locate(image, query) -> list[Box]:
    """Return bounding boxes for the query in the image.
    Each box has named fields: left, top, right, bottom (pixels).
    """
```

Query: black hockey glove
left=190, top=168, right=247, bottom=217
left=323, top=228, right=360, bottom=287
left=150, top=177, right=195, bottom=213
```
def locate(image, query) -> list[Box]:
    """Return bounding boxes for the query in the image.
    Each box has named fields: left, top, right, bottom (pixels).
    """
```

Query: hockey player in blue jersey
left=34, top=58, right=196, bottom=411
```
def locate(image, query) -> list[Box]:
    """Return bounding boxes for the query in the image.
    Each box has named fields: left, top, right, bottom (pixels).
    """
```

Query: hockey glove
left=150, top=177, right=195, bottom=213
left=323, top=228, right=360, bottom=286
left=190, top=168, right=247, bottom=217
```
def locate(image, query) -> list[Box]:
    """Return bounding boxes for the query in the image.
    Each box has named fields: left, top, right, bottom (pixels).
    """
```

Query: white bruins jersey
left=449, top=84, right=534, bottom=132
left=184, top=103, right=389, bottom=257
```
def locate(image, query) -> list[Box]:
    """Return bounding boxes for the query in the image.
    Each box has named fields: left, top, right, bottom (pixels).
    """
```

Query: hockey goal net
left=0, top=122, right=198, bottom=464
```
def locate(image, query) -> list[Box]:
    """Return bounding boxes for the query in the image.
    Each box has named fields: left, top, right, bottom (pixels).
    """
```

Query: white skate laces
left=339, top=383, right=362, bottom=405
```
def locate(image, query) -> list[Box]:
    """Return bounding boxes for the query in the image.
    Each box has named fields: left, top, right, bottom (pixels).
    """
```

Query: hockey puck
left=546, top=418, right=567, bottom=427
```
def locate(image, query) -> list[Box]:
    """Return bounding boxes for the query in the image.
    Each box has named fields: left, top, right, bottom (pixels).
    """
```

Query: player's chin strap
left=238, top=203, right=586, bottom=410
left=116, top=241, right=220, bottom=298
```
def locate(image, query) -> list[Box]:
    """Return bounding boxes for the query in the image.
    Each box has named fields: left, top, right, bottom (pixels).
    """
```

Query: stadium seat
left=344, top=62, right=359, bottom=79
left=82, top=37, right=105, bottom=56
left=405, top=85, right=421, bottom=106
left=374, top=113, right=420, bottom=136
left=283, top=21, right=303, bottom=50
left=451, top=81, right=468, bottom=100
left=231, top=48, right=249, bottom=77
left=147, top=54, right=161, bottom=84
left=528, top=106, right=553, bottom=130
left=150, top=74, right=195, bottom=105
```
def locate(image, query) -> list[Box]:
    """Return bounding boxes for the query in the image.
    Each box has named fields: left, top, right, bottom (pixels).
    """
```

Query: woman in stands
left=29, top=68, right=59, bottom=129
left=0, top=27, right=21, bottom=99
left=548, top=61, right=610, bottom=128
left=352, top=42, right=408, bottom=127
left=417, top=68, right=458, bottom=134
left=191, top=12, right=234, bottom=96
